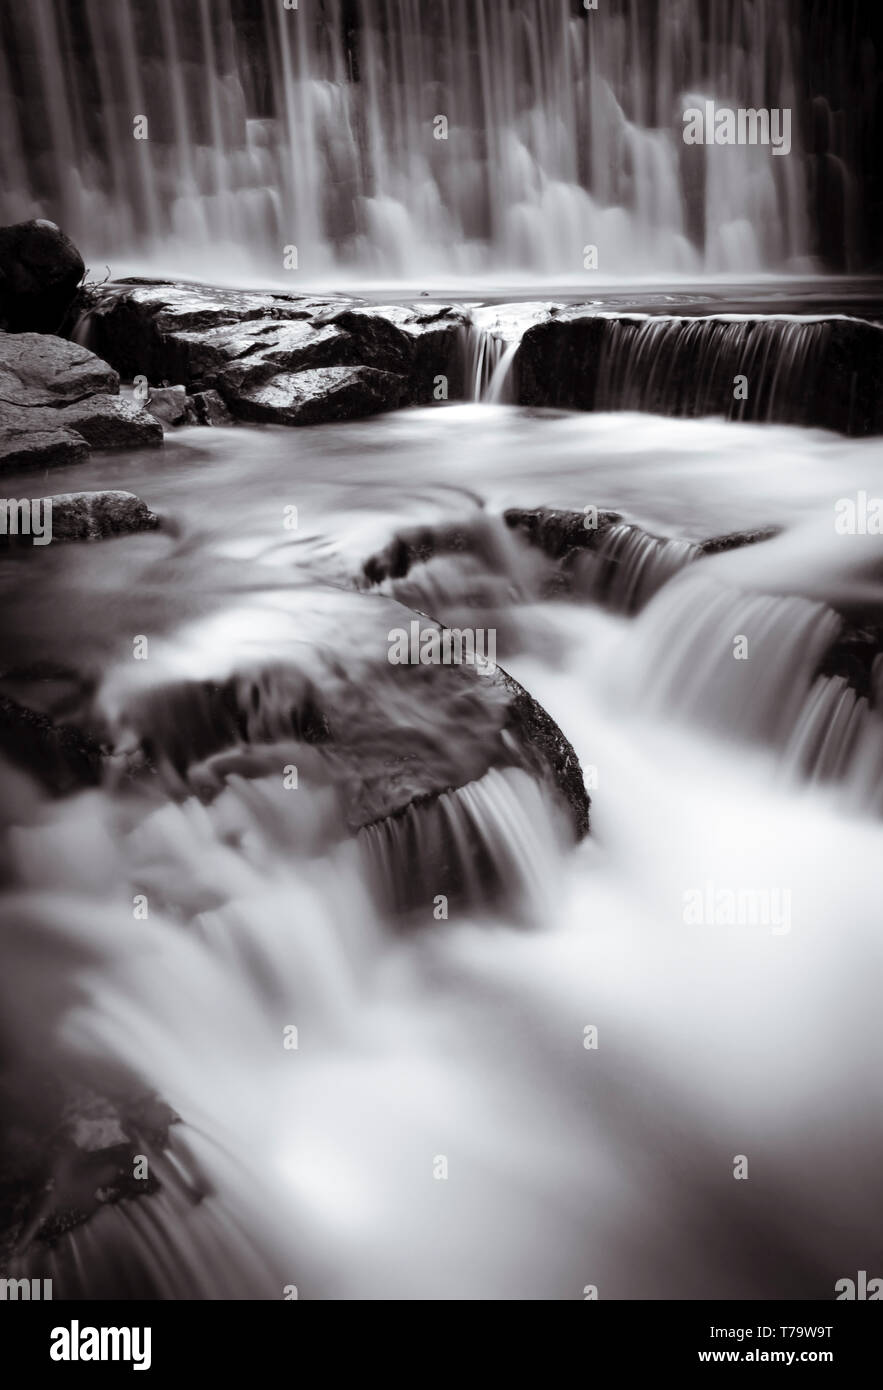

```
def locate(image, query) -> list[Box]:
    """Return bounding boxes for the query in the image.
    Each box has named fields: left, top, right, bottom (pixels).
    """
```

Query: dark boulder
left=0, top=220, right=85, bottom=334
left=0, top=694, right=103, bottom=795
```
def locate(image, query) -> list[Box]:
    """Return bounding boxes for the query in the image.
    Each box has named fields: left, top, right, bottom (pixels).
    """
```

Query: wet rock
left=0, top=332, right=161, bottom=466
left=80, top=281, right=469, bottom=418
left=43, top=490, right=160, bottom=542
left=207, top=321, right=350, bottom=401
left=0, top=426, right=88, bottom=473
left=0, top=693, right=103, bottom=795
left=100, top=598, right=590, bottom=842
left=0, top=330, right=117, bottom=404
left=815, top=622, right=883, bottom=702
left=497, top=671, right=590, bottom=840
left=0, top=219, right=85, bottom=334
left=0, top=1069, right=176, bottom=1270
left=504, top=506, right=623, bottom=558
left=232, top=365, right=408, bottom=425
left=190, top=388, right=233, bottom=426
left=146, top=384, right=196, bottom=427
left=503, top=507, right=782, bottom=610
left=699, top=526, right=783, bottom=554
left=57, top=396, right=161, bottom=449
left=514, top=310, right=883, bottom=435
left=80, top=279, right=358, bottom=386
left=362, top=519, right=491, bottom=584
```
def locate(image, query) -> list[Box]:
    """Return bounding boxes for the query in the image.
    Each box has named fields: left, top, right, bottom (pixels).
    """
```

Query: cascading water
left=1, top=0, right=881, bottom=1313
left=2, top=396, right=883, bottom=1298
left=0, top=0, right=875, bottom=280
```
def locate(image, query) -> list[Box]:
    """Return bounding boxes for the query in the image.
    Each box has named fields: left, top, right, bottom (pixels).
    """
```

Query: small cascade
left=12, top=1138, right=284, bottom=1299
left=572, top=523, right=701, bottom=613
left=783, top=674, right=883, bottom=814
left=485, top=341, right=520, bottom=405
left=463, top=325, right=510, bottom=402
left=617, top=570, right=843, bottom=744
left=360, top=766, right=568, bottom=921
left=592, top=316, right=830, bottom=422
left=783, top=675, right=867, bottom=785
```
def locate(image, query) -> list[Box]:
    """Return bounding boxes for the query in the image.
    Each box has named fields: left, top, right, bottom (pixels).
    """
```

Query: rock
left=0, top=330, right=117, bottom=404
left=0, top=694, right=103, bottom=795
left=232, top=365, right=408, bottom=425
left=0, top=220, right=85, bottom=334
left=146, top=384, right=195, bottom=427
left=80, top=281, right=470, bottom=419
left=0, top=332, right=161, bottom=467
left=0, top=426, right=88, bottom=473
left=191, top=389, right=233, bottom=426
left=698, top=526, right=783, bottom=555
left=55, top=396, right=162, bottom=449
left=43, top=490, right=160, bottom=542
left=80, top=281, right=354, bottom=384
left=96, top=595, right=590, bottom=841
left=504, top=506, right=623, bottom=558
left=0, top=1067, right=176, bottom=1271
left=815, top=622, right=883, bottom=701
left=503, top=507, right=782, bottom=610
left=514, top=310, right=883, bottom=435
left=496, top=670, right=590, bottom=840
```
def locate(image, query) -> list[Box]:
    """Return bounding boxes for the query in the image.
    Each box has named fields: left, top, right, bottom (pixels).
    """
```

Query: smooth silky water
left=2, top=399, right=882, bottom=1298
left=0, top=0, right=880, bottom=1302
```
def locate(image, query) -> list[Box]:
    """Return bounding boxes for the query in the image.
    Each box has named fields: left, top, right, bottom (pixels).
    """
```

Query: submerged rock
left=0, top=219, right=85, bottom=334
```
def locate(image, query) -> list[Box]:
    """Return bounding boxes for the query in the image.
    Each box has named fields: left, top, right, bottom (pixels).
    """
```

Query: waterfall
left=0, top=0, right=874, bottom=279
left=592, top=316, right=829, bottom=419
left=463, top=322, right=520, bottom=402
left=512, top=311, right=883, bottom=431
left=617, top=570, right=844, bottom=744
left=463, top=324, right=510, bottom=402
left=571, top=523, right=701, bottom=613
left=360, top=766, right=568, bottom=921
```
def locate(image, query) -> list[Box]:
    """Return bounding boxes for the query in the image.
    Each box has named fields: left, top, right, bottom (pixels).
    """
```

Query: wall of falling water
left=0, top=0, right=876, bottom=280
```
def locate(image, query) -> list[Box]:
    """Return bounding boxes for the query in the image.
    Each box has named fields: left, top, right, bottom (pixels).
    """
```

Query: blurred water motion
left=1, top=403, right=882, bottom=1297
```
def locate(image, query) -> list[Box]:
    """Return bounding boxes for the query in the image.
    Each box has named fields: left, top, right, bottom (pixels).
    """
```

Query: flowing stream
left=2, top=402, right=882, bottom=1298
